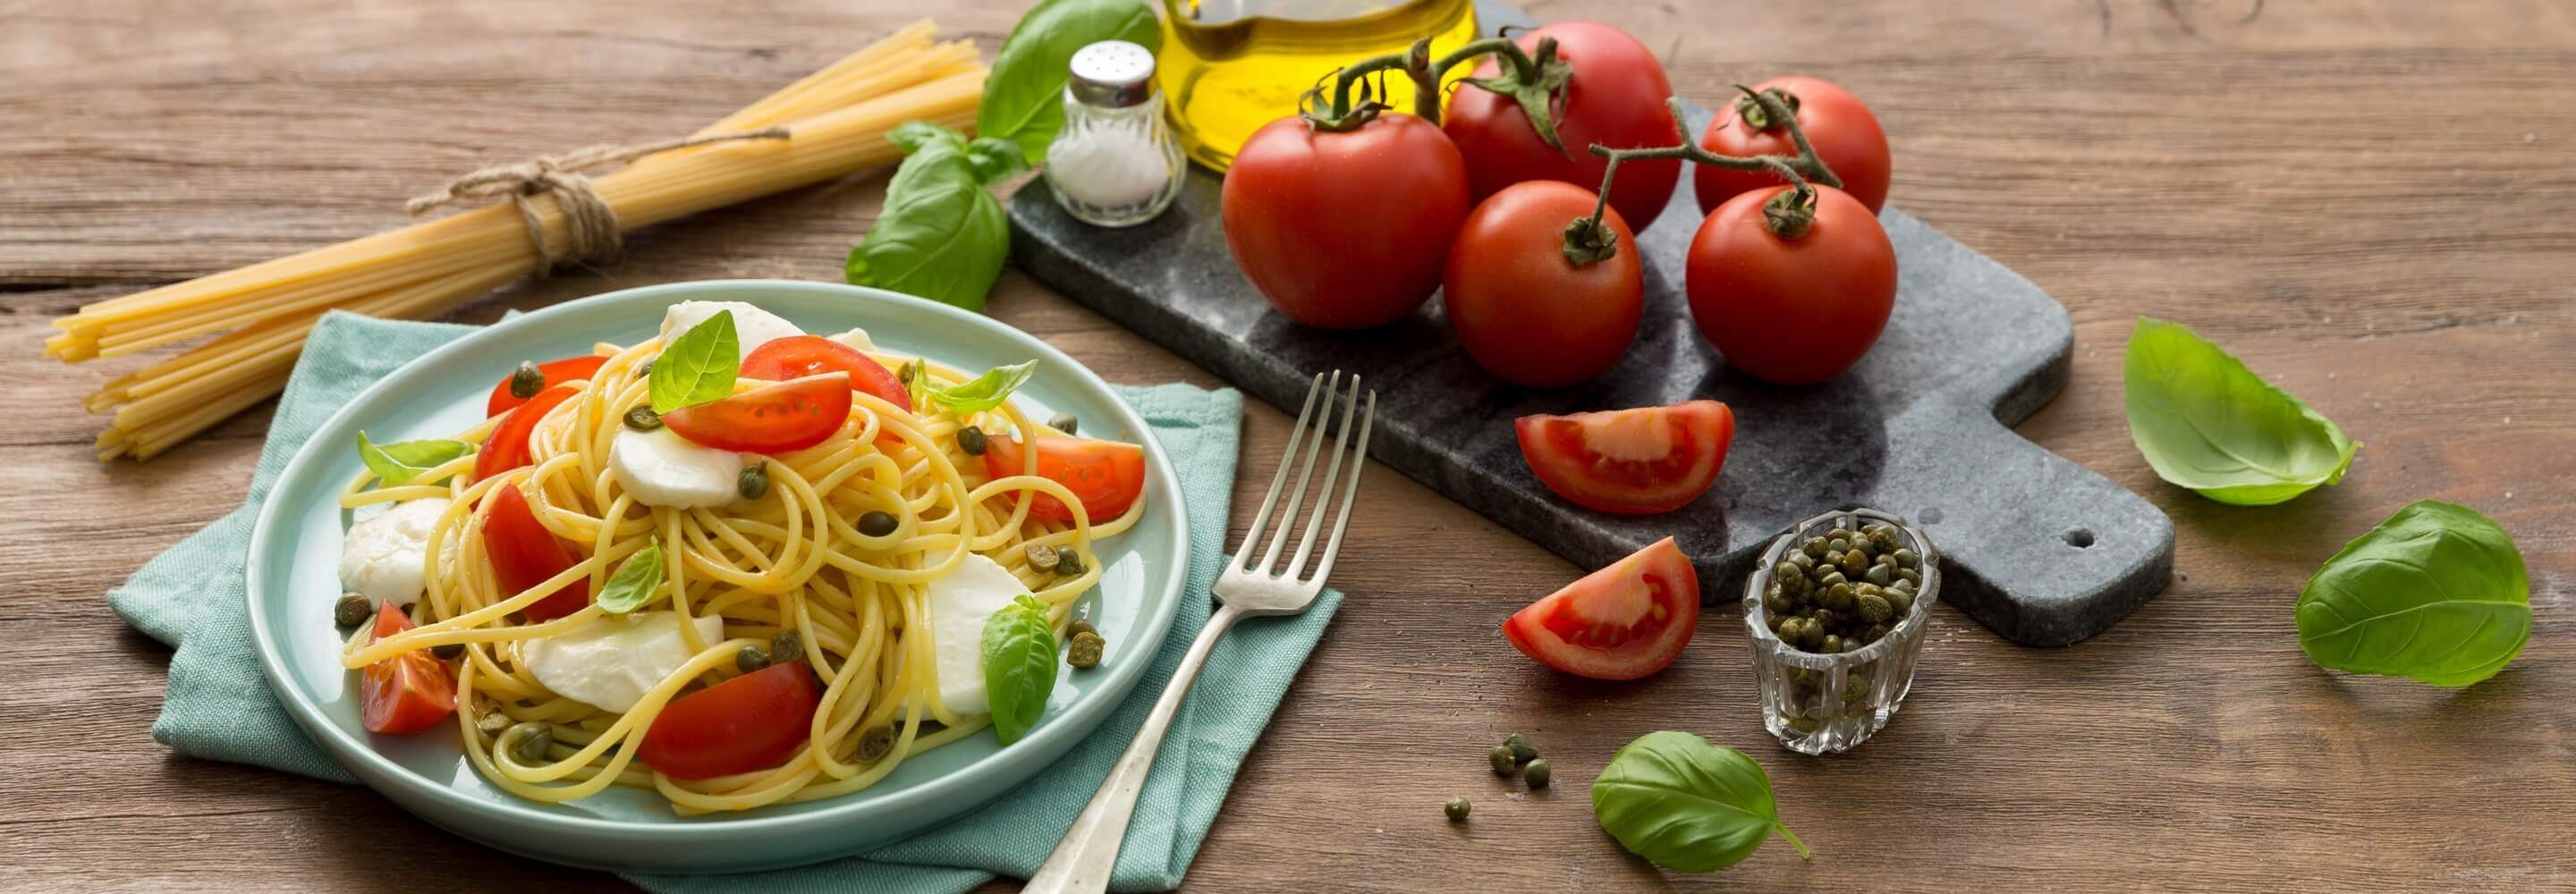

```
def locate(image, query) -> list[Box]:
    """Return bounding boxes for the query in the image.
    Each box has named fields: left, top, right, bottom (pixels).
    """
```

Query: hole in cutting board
left=2062, top=527, right=2096, bottom=549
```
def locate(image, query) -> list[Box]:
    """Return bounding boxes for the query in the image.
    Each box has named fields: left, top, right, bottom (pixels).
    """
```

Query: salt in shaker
left=1044, top=40, right=1186, bottom=227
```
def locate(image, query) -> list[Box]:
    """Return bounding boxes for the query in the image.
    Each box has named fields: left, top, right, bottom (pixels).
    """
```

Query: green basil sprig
left=597, top=541, right=667, bottom=615
left=928, top=360, right=1038, bottom=415
left=2298, top=500, right=2529, bottom=687
left=2124, top=317, right=2358, bottom=505
left=844, top=122, right=1028, bottom=312
left=976, top=0, right=1162, bottom=164
left=649, top=311, right=739, bottom=413
left=1591, top=731, right=1809, bottom=873
left=980, top=594, right=1058, bottom=746
left=357, top=431, right=471, bottom=487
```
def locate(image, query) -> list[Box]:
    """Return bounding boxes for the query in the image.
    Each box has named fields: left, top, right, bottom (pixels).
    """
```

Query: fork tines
left=1230, top=371, right=1375, bottom=586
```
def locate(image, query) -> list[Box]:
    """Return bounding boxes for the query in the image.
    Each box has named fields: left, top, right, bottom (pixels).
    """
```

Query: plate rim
left=242, top=278, right=1191, bottom=839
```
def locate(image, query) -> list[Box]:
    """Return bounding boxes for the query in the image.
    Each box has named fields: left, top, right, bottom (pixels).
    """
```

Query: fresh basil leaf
left=847, top=122, right=1013, bottom=312
left=596, top=542, right=666, bottom=615
left=903, top=359, right=930, bottom=411
left=1591, top=730, right=1809, bottom=873
left=649, top=310, right=739, bottom=413
left=928, top=360, right=1038, bottom=415
left=2297, top=500, right=2529, bottom=687
left=966, top=137, right=1033, bottom=184
left=357, top=431, right=471, bottom=486
left=977, top=0, right=1162, bottom=164
left=2124, top=317, right=2359, bottom=505
left=980, top=593, right=1057, bottom=746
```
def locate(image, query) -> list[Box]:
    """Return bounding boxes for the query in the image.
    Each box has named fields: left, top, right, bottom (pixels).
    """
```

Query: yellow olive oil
left=1158, top=0, right=1479, bottom=171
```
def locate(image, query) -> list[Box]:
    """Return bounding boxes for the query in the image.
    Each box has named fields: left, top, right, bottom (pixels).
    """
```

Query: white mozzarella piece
left=659, top=300, right=804, bottom=361
left=926, top=553, right=1038, bottom=716
left=610, top=427, right=742, bottom=509
left=521, top=611, right=726, bottom=713
left=826, top=327, right=876, bottom=352
left=337, top=498, right=453, bottom=607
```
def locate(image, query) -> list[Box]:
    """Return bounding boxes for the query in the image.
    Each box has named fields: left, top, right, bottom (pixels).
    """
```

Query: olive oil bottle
left=1158, top=0, right=1479, bottom=171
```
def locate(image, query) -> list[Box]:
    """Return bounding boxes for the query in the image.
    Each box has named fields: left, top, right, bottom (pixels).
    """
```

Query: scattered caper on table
left=1487, top=745, right=1517, bottom=776
left=1504, top=731, right=1538, bottom=764
left=333, top=593, right=371, bottom=628
left=1445, top=797, right=1471, bottom=822
left=1067, top=631, right=1105, bottom=669
left=1522, top=759, right=1553, bottom=789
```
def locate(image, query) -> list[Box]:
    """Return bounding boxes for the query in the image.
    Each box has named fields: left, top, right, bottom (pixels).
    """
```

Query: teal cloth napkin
left=108, top=311, right=1340, bottom=893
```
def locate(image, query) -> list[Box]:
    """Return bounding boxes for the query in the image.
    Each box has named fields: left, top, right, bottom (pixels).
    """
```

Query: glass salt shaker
left=1045, top=40, right=1186, bottom=227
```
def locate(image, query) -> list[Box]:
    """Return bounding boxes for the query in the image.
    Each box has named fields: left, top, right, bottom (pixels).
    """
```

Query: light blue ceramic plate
left=244, top=280, right=1188, bottom=874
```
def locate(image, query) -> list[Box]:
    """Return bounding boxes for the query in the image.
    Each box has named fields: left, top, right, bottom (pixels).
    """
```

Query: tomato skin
left=1694, top=75, right=1892, bottom=215
left=741, top=335, right=910, bottom=411
left=638, top=662, right=823, bottom=781
left=1514, top=401, right=1734, bottom=515
left=1442, top=181, right=1643, bottom=387
left=475, top=384, right=579, bottom=482
left=481, top=484, right=589, bottom=621
left=1444, top=21, right=1683, bottom=232
left=1503, top=537, right=1700, bottom=680
left=1221, top=113, right=1470, bottom=329
left=980, top=434, right=1148, bottom=524
left=487, top=356, right=607, bottom=417
left=360, top=603, right=457, bottom=735
left=1684, top=186, right=1896, bottom=384
left=662, top=373, right=853, bottom=454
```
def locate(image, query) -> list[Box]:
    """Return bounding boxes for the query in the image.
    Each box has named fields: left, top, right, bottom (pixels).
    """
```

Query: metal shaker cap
left=1067, top=40, right=1157, bottom=108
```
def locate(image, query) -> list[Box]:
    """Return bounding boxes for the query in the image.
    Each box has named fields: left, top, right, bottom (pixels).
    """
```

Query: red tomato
left=1685, top=185, right=1896, bottom=384
left=481, top=484, right=589, bottom=621
left=1695, top=75, right=1892, bottom=215
left=1503, top=536, right=1700, bottom=679
left=486, top=356, right=608, bottom=417
left=1514, top=401, right=1734, bottom=515
left=741, top=335, right=910, bottom=411
left=360, top=603, right=457, bottom=735
left=981, top=434, right=1147, bottom=524
left=1442, top=181, right=1643, bottom=387
left=1444, top=21, right=1683, bottom=232
left=474, top=384, right=578, bottom=482
left=662, top=373, right=853, bottom=454
left=1221, top=113, right=1470, bottom=329
left=638, top=662, right=823, bottom=780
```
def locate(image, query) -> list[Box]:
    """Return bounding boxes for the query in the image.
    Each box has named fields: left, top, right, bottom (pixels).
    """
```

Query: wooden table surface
left=5, top=1, right=2572, bottom=890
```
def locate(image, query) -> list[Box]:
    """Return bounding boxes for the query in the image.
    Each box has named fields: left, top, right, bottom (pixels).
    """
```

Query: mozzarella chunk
left=826, top=327, right=875, bottom=352
left=926, top=553, right=1038, bottom=716
left=521, top=612, right=726, bottom=713
left=337, top=498, right=452, bottom=607
left=659, top=300, right=803, bottom=361
left=610, top=427, right=742, bottom=509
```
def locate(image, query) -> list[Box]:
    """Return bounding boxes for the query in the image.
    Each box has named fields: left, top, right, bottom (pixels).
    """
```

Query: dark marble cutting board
left=1006, top=2, right=2172, bottom=646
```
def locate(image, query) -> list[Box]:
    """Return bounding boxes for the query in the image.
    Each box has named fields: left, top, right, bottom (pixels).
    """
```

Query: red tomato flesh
left=1443, top=21, right=1684, bottom=232
left=1504, top=536, right=1700, bottom=679
left=638, top=662, right=823, bottom=780
left=360, top=603, right=457, bottom=735
left=475, top=384, right=578, bottom=483
left=481, top=484, right=589, bottom=621
left=1514, top=401, right=1735, bottom=515
left=980, top=434, right=1148, bottom=524
left=487, top=355, right=608, bottom=417
left=741, top=335, right=910, bottom=412
left=663, top=373, right=853, bottom=454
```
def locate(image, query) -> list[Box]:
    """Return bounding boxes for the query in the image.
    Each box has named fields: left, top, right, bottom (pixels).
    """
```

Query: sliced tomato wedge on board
left=638, top=662, right=823, bottom=780
left=663, top=373, right=852, bottom=454
left=1503, top=536, right=1700, bottom=680
left=486, top=355, right=608, bottom=417
left=741, top=335, right=910, bottom=411
left=480, top=485, right=589, bottom=621
left=1513, top=401, right=1735, bottom=514
left=360, top=603, right=457, bottom=735
left=475, top=384, right=579, bottom=482
left=981, top=434, right=1147, bottom=524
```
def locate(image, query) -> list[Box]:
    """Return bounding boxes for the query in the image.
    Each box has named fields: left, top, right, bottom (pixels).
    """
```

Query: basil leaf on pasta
left=357, top=431, right=470, bottom=486
left=597, top=542, right=667, bottom=615
left=650, top=310, right=740, bottom=413
left=981, top=593, right=1057, bottom=745
left=929, top=359, right=1037, bottom=415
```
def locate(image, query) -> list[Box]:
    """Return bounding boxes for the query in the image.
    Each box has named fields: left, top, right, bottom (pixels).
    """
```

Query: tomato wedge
left=360, top=603, right=457, bottom=734
left=1513, top=401, right=1735, bottom=515
left=487, top=355, right=608, bottom=417
left=638, top=662, right=823, bottom=780
left=741, top=335, right=910, bottom=411
left=662, top=373, right=852, bottom=454
left=481, top=484, right=589, bottom=621
left=1503, top=537, right=1700, bottom=679
left=475, top=384, right=578, bottom=482
left=980, top=434, right=1147, bottom=524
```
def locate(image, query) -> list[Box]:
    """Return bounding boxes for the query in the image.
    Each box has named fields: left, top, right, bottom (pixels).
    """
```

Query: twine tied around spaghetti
left=406, top=128, right=790, bottom=272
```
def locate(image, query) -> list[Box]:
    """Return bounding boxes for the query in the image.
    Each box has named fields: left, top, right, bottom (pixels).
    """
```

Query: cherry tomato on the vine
left=1684, top=185, right=1896, bottom=384
left=1222, top=113, right=1470, bottom=329
left=1694, top=75, right=1892, bottom=215
left=1442, top=181, right=1642, bottom=387
left=1444, top=21, right=1684, bottom=232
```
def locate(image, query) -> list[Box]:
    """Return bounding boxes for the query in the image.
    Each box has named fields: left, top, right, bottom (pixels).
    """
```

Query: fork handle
left=1024, top=603, right=1248, bottom=894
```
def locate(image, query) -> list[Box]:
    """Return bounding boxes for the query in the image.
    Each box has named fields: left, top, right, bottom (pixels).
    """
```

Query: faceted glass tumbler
left=1743, top=508, right=1942, bottom=755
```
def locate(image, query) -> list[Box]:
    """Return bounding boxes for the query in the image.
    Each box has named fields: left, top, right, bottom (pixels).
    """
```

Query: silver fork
left=1024, top=371, right=1376, bottom=894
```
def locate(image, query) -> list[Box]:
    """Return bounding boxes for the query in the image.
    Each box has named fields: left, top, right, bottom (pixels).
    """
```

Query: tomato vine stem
left=1318, top=36, right=1562, bottom=136
left=1579, top=91, right=1842, bottom=243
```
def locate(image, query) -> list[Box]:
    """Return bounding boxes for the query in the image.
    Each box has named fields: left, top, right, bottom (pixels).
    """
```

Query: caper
left=1765, top=611, right=1788, bottom=632
left=1055, top=549, right=1087, bottom=578
left=1047, top=412, right=1079, bottom=435
left=1775, top=561, right=1806, bottom=591
left=333, top=593, right=372, bottom=628
left=1822, top=582, right=1856, bottom=612
left=1816, top=570, right=1847, bottom=591
left=1523, top=759, right=1553, bottom=789
left=895, top=361, right=917, bottom=385
left=1488, top=745, right=1517, bottom=776
left=1445, top=797, right=1471, bottom=822
left=956, top=425, right=988, bottom=456
left=475, top=711, right=513, bottom=735
left=770, top=629, right=804, bottom=665
left=1024, top=543, right=1061, bottom=572
left=1843, top=678, right=1872, bottom=703
left=1894, top=548, right=1919, bottom=568
left=433, top=642, right=464, bottom=661
left=503, top=721, right=552, bottom=764
left=1867, top=525, right=1901, bottom=552
left=736, top=644, right=771, bottom=672
left=1820, top=634, right=1844, bottom=654
left=1067, top=618, right=1097, bottom=640
left=1857, top=593, right=1895, bottom=624
left=623, top=405, right=662, bottom=431
left=1787, top=550, right=1818, bottom=569
left=1802, top=537, right=1832, bottom=560
left=508, top=360, right=544, bottom=399
left=1827, top=537, right=1852, bottom=554
left=738, top=461, right=770, bottom=500
left=1898, top=568, right=1921, bottom=586
left=1504, top=732, right=1537, bottom=763
left=1826, top=527, right=1855, bottom=543
left=1862, top=623, right=1893, bottom=644
left=856, top=725, right=896, bottom=763
left=634, top=359, right=654, bottom=378
left=1763, top=583, right=1796, bottom=615
left=858, top=510, right=898, bottom=537
left=1811, top=608, right=1839, bottom=632
left=1865, top=563, right=1894, bottom=586
left=1882, top=588, right=1915, bottom=619
left=1839, top=549, right=1869, bottom=577
left=1067, top=631, right=1105, bottom=669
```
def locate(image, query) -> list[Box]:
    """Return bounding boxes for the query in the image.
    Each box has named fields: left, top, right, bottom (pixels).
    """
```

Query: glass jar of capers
left=1741, top=508, right=1940, bottom=755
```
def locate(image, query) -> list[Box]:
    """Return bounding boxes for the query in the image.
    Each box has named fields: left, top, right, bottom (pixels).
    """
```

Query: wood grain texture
left=3, top=1, right=2572, bottom=891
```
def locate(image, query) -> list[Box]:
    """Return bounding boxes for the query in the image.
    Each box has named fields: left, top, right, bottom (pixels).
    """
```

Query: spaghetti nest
left=336, top=335, right=1141, bottom=814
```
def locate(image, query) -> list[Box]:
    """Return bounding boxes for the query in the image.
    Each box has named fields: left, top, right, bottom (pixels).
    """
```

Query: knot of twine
left=406, top=128, right=790, bottom=272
